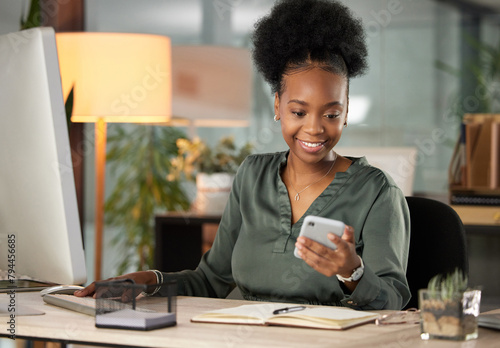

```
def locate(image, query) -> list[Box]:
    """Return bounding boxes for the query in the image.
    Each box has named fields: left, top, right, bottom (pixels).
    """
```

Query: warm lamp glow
left=54, top=32, right=172, bottom=281
left=56, top=32, right=172, bottom=124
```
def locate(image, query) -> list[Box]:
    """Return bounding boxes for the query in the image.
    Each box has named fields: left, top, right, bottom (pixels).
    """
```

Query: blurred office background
left=0, top=0, right=499, bottom=281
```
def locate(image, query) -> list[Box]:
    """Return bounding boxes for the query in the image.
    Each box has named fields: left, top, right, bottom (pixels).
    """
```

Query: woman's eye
left=292, top=111, right=306, bottom=117
left=325, top=114, right=340, bottom=119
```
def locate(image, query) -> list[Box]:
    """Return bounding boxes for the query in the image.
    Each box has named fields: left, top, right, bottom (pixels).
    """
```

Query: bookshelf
left=449, top=114, right=500, bottom=205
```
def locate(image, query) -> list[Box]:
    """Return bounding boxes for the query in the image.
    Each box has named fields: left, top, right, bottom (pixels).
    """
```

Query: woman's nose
left=303, top=115, right=324, bottom=135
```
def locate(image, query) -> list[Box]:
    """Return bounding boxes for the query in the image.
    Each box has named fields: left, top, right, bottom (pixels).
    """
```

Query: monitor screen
left=0, top=27, right=87, bottom=287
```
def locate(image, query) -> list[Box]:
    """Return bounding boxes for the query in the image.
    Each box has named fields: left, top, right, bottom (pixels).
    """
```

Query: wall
left=84, top=0, right=462, bottom=197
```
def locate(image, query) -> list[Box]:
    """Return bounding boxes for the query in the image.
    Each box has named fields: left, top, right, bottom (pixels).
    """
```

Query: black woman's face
left=274, top=67, right=348, bottom=166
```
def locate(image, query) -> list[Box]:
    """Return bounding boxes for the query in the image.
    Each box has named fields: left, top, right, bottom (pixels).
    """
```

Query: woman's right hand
left=74, top=271, right=157, bottom=298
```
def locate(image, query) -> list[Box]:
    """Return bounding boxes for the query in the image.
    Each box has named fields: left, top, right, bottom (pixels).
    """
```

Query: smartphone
left=294, top=216, right=345, bottom=258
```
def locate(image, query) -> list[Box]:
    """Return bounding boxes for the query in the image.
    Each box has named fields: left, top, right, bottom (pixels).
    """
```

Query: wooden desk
left=1, top=292, right=500, bottom=347
left=451, top=205, right=500, bottom=227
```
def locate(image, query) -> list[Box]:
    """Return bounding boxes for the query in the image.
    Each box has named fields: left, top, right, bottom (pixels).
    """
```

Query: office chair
left=404, top=196, right=469, bottom=309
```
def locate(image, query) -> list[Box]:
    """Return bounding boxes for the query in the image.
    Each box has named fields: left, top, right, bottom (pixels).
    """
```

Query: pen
left=272, top=306, right=306, bottom=315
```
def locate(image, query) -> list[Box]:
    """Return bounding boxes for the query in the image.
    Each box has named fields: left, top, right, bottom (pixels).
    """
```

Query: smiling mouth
left=299, top=140, right=325, bottom=148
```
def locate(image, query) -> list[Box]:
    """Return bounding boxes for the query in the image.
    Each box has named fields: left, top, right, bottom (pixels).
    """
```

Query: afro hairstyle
left=252, top=0, right=368, bottom=94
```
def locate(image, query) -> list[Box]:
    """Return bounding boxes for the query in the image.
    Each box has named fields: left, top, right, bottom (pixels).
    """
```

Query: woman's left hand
left=295, top=225, right=361, bottom=286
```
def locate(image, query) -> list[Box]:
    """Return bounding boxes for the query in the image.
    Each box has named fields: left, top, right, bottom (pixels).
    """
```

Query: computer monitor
left=0, top=27, right=87, bottom=288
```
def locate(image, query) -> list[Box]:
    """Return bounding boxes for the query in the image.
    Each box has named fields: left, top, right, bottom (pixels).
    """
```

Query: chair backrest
left=404, top=196, right=468, bottom=309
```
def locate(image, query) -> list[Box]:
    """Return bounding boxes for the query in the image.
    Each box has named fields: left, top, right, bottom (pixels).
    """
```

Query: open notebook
left=191, top=303, right=379, bottom=330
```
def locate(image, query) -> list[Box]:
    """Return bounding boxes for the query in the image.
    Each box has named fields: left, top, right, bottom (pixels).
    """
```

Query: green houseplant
left=20, top=0, right=75, bottom=130
left=169, top=136, right=252, bottom=181
left=419, top=269, right=481, bottom=341
left=20, top=0, right=40, bottom=30
left=105, top=125, right=190, bottom=272
left=169, top=136, right=252, bottom=214
left=439, top=36, right=500, bottom=195
left=437, top=35, right=500, bottom=124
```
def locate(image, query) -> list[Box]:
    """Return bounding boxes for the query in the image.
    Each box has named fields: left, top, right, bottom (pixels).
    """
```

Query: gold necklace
left=288, top=152, right=337, bottom=201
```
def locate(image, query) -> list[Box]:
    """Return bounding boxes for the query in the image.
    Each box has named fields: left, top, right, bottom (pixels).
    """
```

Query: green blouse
left=161, top=151, right=411, bottom=310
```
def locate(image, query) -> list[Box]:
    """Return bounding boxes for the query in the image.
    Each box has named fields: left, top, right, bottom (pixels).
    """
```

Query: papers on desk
left=191, top=303, right=379, bottom=330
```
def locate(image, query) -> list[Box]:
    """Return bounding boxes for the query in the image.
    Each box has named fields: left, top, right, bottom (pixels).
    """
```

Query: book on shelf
left=465, top=121, right=485, bottom=188
left=449, top=187, right=500, bottom=206
left=191, top=303, right=379, bottom=330
left=492, top=122, right=500, bottom=189
left=450, top=193, right=500, bottom=206
left=449, top=114, right=500, bottom=202
left=449, top=123, right=467, bottom=187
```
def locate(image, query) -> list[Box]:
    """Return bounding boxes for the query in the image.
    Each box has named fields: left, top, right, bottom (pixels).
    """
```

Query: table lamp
left=56, top=32, right=172, bottom=281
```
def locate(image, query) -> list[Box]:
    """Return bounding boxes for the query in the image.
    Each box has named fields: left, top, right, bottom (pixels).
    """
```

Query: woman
left=76, top=0, right=411, bottom=310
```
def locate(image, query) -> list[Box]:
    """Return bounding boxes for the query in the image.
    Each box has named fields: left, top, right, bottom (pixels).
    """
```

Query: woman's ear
left=274, top=92, right=280, bottom=120
left=344, top=96, right=349, bottom=127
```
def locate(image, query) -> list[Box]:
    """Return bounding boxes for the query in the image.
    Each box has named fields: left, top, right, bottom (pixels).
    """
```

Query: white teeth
left=302, top=141, right=322, bottom=148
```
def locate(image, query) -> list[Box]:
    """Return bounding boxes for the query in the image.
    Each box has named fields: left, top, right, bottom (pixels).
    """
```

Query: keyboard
left=42, top=294, right=96, bottom=316
left=43, top=294, right=158, bottom=316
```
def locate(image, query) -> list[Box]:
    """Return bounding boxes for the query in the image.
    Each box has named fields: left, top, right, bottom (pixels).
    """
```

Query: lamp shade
left=56, top=32, right=171, bottom=123
left=172, top=46, right=251, bottom=127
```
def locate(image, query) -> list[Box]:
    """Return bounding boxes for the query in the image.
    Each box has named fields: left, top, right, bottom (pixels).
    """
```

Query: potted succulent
left=169, top=136, right=252, bottom=215
left=419, top=269, right=481, bottom=341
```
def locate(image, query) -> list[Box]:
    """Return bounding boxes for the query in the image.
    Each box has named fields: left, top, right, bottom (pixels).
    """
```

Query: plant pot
left=419, top=289, right=481, bottom=341
left=193, top=173, right=234, bottom=215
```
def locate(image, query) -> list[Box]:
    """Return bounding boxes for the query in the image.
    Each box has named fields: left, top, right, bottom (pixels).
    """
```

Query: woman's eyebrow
left=323, top=101, right=344, bottom=107
left=287, top=99, right=308, bottom=106
left=287, top=99, right=344, bottom=107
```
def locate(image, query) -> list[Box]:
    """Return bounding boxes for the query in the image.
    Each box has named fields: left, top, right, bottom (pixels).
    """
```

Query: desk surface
left=450, top=204, right=500, bottom=227
left=1, top=292, right=500, bottom=348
